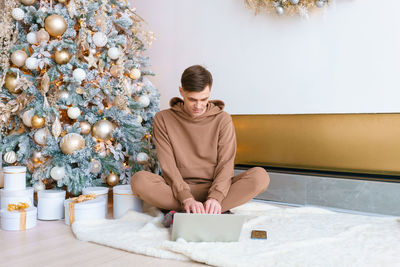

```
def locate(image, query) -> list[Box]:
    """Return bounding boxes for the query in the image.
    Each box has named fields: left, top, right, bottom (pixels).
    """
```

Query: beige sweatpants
left=130, top=167, right=270, bottom=212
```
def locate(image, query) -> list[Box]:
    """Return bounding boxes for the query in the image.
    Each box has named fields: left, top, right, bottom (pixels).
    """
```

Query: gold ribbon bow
left=68, top=194, right=97, bottom=226
left=8, top=202, right=30, bottom=231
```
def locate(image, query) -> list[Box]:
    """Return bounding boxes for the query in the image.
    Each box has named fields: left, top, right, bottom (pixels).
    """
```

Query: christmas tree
left=0, top=0, right=160, bottom=195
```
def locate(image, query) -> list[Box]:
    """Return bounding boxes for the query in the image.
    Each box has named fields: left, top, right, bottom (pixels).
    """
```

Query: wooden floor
left=0, top=207, right=206, bottom=267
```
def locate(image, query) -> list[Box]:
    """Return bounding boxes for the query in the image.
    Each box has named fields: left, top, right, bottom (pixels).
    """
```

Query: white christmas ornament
left=316, top=0, right=325, bottom=8
left=50, top=166, right=65, bottom=181
left=107, top=47, right=120, bottom=60
left=67, top=106, right=81, bottom=119
left=26, top=32, right=38, bottom=44
left=93, top=32, right=108, bottom=47
left=73, top=68, right=86, bottom=83
left=130, top=68, right=141, bottom=80
left=52, top=117, right=62, bottom=139
left=33, top=181, right=45, bottom=192
left=22, top=109, right=34, bottom=127
left=12, top=8, right=25, bottom=21
left=25, top=57, right=38, bottom=70
left=136, top=152, right=149, bottom=163
left=276, top=6, right=284, bottom=15
left=289, top=0, right=299, bottom=4
left=136, top=115, right=143, bottom=124
left=138, top=95, right=150, bottom=107
left=34, top=128, right=48, bottom=145
left=3, top=151, right=17, bottom=164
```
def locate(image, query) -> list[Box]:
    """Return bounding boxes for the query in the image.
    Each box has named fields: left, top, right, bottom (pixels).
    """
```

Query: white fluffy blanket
left=72, top=202, right=400, bottom=267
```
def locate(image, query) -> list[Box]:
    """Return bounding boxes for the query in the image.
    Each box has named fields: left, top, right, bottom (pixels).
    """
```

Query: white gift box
left=0, top=207, right=37, bottom=231
left=0, top=187, right=34, bottom=210
left=113, top=185, right=142, bottom=219
left=64, top=197, right=106, bottom=226
left=82, top=186, right=109, bottom=214
left=3, top=166, right=26, bottom=191
left=38, top=190, right=66, bottom=220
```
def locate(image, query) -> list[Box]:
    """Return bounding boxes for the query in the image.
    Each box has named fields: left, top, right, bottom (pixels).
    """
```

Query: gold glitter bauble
left=60, top=133, right=85, bottom=154
left=36, top=29, right=50, bottom=43
left=79, top=121, right=91, bottom=135
left=92, top=119, right=115, bottom=141
left=44, top=14, right=67, bottom=37
left=11, top=50, right=27, bottom=67
left=54, top=49, right=70, bottom=64
left=20, top=0, right=36, bottom=5
left=110, top=65, right=121, bottom=78
left=106, top=172, right=119, bottom=186
left=4, top=73, right=21, bottom=94
left=31, top=115, right=45, bottom=129
left=75, top=87, right=84, bottom=94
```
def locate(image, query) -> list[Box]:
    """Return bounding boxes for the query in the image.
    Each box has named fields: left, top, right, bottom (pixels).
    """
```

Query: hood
left=169, top=97, right=225, bottom=121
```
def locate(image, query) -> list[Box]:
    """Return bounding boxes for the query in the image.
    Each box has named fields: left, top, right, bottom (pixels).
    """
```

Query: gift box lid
left=0, top=187, right=33, bottom=197
left=0, top=206, right=37, bottom=219
left=38, top=189, right=66, bottom=199
left=64, top=197, right=105, bottom=210
left=3, top=166, right=27, bottom=174
left=82, top=186, right=108, bottom=196
left=113, top=185, right=133, bottom=195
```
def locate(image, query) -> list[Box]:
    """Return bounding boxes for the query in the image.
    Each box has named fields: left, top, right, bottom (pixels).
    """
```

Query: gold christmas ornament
left=11, top=50, right=28, bottom=67
left=36, top=29, right=50, bottom=43
left=110, top=65, right=121, bottom=78
left=31, top=115, right=45, bottom=129
left=79, top=121, right=91, bottom=135
left=75, top=87, right=84, bottom=94
left=54, top=49, right=71, bottom=64
left=44, top=14, right=67, bottom=37
left=20, top=0, right=36, bottom=5
left=92, top=119, right=115, bottom=141
left=4, top=73, right=21, bottom=94
left=57, top=0, right=67, bottom=3
left=60, top=133, right=86, bottom=154
left=106, top=172, right=119, bottom=186
left=129, top=68, right=141, bottom=80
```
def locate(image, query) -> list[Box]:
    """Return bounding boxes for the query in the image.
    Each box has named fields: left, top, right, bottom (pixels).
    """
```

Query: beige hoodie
left=152, top=97, right=237, bottom=204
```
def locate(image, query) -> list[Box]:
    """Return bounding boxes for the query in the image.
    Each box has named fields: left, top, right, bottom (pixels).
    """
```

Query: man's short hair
left=181, top=65, right=213, bottom=92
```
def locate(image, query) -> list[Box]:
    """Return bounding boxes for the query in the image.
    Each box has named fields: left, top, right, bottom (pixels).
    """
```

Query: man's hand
left=204, top=198, right=222, bottom=214
left=182, top=198, right=205, bottom=214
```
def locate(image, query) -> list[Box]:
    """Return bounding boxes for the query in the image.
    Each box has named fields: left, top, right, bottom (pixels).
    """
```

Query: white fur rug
left=72, top=202, right=400, bottom=267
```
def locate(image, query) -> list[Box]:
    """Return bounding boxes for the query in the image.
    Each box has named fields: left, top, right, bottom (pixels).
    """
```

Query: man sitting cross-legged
left=131, top=65, right=270, bottom=217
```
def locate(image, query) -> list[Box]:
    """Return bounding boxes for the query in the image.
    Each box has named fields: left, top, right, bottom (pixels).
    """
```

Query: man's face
left=179, top=85, right=211, bottom=118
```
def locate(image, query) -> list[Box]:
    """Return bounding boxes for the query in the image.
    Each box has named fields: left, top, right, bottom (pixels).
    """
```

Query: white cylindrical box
left=82, top=187, right=108, bottom=214
left=37, top=190, right=66, bottom=220
left=0, top=207, right=37, bottom=231
left=113, top=185, right=142, bottom=219
left=64, top=197, right=106, bottom=226
left=0, top=187, right=34, bottom=210
left=3, top=166, right=26, bottom=191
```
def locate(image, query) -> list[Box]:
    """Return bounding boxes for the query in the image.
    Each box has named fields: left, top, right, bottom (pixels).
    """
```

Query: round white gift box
left=113, top=184, right=142, bottom=219
left=38, top=190, right=66, bottom=220
left=82, top=186, right=108, bottom=214
left=0, top=187, right=34, bottom=210
left=0, top=206, right=37, bottom=231
left=64, top=197, right=106, bottom=226
left=3, top=166, right=26, bottom=191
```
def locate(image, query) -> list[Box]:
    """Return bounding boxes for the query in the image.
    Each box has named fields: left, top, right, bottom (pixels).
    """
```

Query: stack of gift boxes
left=0, top=166, right=143, bottom=231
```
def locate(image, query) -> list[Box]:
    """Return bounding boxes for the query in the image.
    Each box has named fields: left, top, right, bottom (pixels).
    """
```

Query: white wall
left=131, top=0, right=400, bottom=115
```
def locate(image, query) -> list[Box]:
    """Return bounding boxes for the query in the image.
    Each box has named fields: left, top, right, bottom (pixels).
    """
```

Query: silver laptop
left=171, top=213, right=246, bottom=242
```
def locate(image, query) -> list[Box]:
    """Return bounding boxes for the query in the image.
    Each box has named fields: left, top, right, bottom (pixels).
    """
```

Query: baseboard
left=235, top=169, right=400, bottom=216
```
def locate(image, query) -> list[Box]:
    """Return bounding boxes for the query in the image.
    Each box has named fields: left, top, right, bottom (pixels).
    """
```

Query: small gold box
left=251, top=230, right=267, bottom=239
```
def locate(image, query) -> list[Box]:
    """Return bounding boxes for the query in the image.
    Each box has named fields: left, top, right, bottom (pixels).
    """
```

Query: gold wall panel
left=232, top=114, right=400, bottom=176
